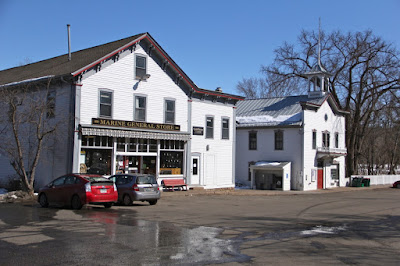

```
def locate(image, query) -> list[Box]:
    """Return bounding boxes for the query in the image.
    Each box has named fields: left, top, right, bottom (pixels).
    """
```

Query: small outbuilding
left=250, top=161, right=291, bottom=191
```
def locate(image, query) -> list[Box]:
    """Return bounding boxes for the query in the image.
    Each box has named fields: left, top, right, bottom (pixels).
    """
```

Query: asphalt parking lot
left=1, top=185, right=399, bottom=265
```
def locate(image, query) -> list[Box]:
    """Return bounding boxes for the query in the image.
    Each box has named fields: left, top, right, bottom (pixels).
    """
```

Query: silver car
left=109, top=174, right=160, bottom=206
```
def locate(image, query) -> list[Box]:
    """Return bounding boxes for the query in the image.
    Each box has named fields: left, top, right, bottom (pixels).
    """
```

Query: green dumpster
left=352, top=177, right=363, bottom=187
left=362, top=178, right=370, bottom=187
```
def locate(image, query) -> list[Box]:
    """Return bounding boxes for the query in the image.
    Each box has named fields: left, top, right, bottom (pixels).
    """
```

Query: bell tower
left=304, top=19, right=331, bottom=98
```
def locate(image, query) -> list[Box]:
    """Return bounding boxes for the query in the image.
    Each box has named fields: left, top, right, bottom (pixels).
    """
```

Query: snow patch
left=255, top=161, right=280, bottom=166
left=301, top=225, right=346, bottom=236
left=2, top=75, right=55, bottom=87
left=237, top=113, right=302, bottom=125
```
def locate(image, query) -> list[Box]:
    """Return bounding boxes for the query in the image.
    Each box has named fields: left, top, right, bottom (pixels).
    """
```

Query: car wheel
left=149, top=200, right=157, bottom=205
left=39, top=193, right=49, bottom=208
left=71, top=195, right=82, bottom=210
left=397, top=184, right=400, bottom=189
left=123, top=194, right=132, bottom=206
left=103, top=203, right=112, bottom=208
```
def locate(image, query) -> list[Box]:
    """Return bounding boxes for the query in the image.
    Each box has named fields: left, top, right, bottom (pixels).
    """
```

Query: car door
left=62, top=175, right=84, bottom=205
left=113, top=175, right=127, bottom=202
left=46, top=176, right=66, bottom=205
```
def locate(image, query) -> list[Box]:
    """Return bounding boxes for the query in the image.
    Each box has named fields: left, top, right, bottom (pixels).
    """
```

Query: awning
left=81, top=127, right=191, bottom=141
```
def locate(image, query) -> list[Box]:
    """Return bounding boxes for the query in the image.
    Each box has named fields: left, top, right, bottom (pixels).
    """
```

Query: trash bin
left=352, top=177, right=363, bottom=187
left=362, top=178, right=370, bottom=187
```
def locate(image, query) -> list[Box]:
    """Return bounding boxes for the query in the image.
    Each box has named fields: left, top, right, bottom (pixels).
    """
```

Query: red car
left=38, top=174, right=118, bottom=209
left=393, top=180, right=400, bottom=189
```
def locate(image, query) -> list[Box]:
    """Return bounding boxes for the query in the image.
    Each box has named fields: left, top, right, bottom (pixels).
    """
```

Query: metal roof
left=236, top=95, right=327, bottom=127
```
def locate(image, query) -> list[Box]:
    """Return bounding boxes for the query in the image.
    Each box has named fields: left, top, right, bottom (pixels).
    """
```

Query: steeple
left=304, top=18, right=331, bottom=98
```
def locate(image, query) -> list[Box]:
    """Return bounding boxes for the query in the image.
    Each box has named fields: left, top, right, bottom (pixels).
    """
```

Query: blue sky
left=1, top=0, right=399, bottom=95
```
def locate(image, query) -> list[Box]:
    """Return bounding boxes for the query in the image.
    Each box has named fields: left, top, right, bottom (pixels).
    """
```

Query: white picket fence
left=350, top=175, right=400, bottom=186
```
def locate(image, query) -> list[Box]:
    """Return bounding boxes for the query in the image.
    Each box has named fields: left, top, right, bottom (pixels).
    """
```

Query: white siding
left=191, top=100, right=235, bottom=188
left=236, top=127, right=302, bottom=189
left=80, top=46, right=188, bottom=131
left=303, top=100, right=347, bottom=190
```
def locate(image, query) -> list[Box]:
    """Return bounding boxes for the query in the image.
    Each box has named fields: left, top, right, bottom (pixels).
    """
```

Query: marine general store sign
left=92, top=118, right=180, bottom=131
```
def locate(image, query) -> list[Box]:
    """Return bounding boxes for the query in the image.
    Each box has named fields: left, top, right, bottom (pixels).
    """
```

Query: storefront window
left=81, top=149, right=111, bottom=175
left=117, top=137, right=125, bottom=152
left=139, top=139, right=148, bottom=152
left=128, top=138, right=138, bottom=152
left=160, top=140, right=184, bottom=150
left=149, top=139, right=157, bottom=152
left=160, top=151, right=183, bottom=175
left=82, top=136, right=113, bottom=148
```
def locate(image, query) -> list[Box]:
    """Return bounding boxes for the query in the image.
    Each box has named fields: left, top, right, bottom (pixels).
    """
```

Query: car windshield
left=136, top=175, right=157, bottom=185
left=84, top=176, right=110, bottom=182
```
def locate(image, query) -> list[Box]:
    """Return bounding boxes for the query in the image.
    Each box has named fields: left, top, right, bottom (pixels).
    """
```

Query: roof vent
left=215, top=87, right=222, bottom=92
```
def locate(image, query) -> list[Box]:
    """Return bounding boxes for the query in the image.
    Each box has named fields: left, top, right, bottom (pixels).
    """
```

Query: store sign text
left=92, top=118, right=180, bottom=131
left=192, top=126, right=204, bottom=135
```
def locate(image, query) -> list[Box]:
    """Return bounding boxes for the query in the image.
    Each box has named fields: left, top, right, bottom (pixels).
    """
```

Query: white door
left=191, top=155, right=200, bottom=185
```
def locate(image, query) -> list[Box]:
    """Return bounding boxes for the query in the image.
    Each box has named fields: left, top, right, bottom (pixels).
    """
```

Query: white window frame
left=164, top=98, right=175, bottom=124
left=249, top=131, right=257, bottom=150
left=99, top=89, right=113, bottom=118
left=205, top=116, right=214, bottom=139
left=134, top=94, right=147, bottom=122
left=135, top=54, right=147, bottom=80
left=312, top=130, right=317, bottom=149
left=322, top=131, right=330, bottom=148
left=221, top=117, right=229, bottom=140
left=274, top=130, right=284, bottom=150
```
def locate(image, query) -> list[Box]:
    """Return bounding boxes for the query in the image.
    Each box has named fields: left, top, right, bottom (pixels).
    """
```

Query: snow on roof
left=1, top=75, right=55, bottom=87
left=236, top=113, right=302, bottom=127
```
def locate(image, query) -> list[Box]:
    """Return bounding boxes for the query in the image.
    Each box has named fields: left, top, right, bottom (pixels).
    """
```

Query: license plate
left=144, top=188, right=153, bottom=192
left=100, top=189, right=107, bottom=193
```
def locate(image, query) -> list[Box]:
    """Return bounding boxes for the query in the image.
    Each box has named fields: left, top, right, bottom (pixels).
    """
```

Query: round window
left=324, top=114, right=328, bottom=121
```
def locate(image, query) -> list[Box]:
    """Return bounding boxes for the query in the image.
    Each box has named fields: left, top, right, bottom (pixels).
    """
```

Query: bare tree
left=237, top=29, right=400, bottom=176
left=0, top=78, right=61, bottom=196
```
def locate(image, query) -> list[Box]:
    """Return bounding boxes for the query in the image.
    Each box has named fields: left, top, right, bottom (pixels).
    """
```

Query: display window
left=81, top=149, right=112, bottom=175
left=160, top=151, right=183, bottom=175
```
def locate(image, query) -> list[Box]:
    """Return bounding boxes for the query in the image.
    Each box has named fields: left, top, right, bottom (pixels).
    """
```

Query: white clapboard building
left=235, top=63, right=348, bottom=191
left=0, top=32, right=244, bottom=189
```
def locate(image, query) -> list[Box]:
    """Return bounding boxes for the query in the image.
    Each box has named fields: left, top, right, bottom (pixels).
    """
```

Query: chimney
left=67, top=24, right=71, bottom=61
left=215, top=87, right=222, bottom=92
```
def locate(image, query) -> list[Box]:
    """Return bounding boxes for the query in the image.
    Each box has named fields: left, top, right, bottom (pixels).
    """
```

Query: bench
left=162, top=179, right=188, bottom=191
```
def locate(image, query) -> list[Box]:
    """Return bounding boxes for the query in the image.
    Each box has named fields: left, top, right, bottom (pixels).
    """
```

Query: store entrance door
left=191, top=155, right=200, bottom=185
left=142, top=156, right=156, bottom=175
left=317, top=168, right=324, bottom=189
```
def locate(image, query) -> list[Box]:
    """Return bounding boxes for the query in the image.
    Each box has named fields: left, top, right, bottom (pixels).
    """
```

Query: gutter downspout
left=186, top=98, right=193, bottom=185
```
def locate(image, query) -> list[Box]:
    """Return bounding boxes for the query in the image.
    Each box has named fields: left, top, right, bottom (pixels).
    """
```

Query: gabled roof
left=0, top=34, right=145, bottom=86
left=236, top=94, right=347, bottom=128
left=0, top=33, right=244, bottom=101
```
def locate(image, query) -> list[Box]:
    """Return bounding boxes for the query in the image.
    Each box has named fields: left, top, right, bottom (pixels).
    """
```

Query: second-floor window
left=99, top=90, right=112, bottom=117
left=335, top=132, right=339, bottom=148
left=322, top=131, right=330, bottom=148
left=249, top=131, right=257, bottom=150
left=222, top=118, right=229, bottom=139
left=275, top=130, right=283, bottom=150
left=135, top=95, right=146, bottom=121
left=312, top=131, right=317, bottom=149
left=206, top=116, right=214, bottom=139
left=164, top=99, right=175, bottom=124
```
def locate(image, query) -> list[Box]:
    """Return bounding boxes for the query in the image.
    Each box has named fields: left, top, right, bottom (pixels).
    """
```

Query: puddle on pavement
left=77, top=208, right=251, bottom=265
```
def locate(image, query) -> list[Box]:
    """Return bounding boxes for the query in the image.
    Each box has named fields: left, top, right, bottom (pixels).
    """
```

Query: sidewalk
left=160, top=184, right=391, bottom=197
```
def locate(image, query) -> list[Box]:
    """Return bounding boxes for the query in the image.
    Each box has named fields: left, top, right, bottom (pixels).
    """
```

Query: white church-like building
left=235, top=62, right=348, bottom=191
